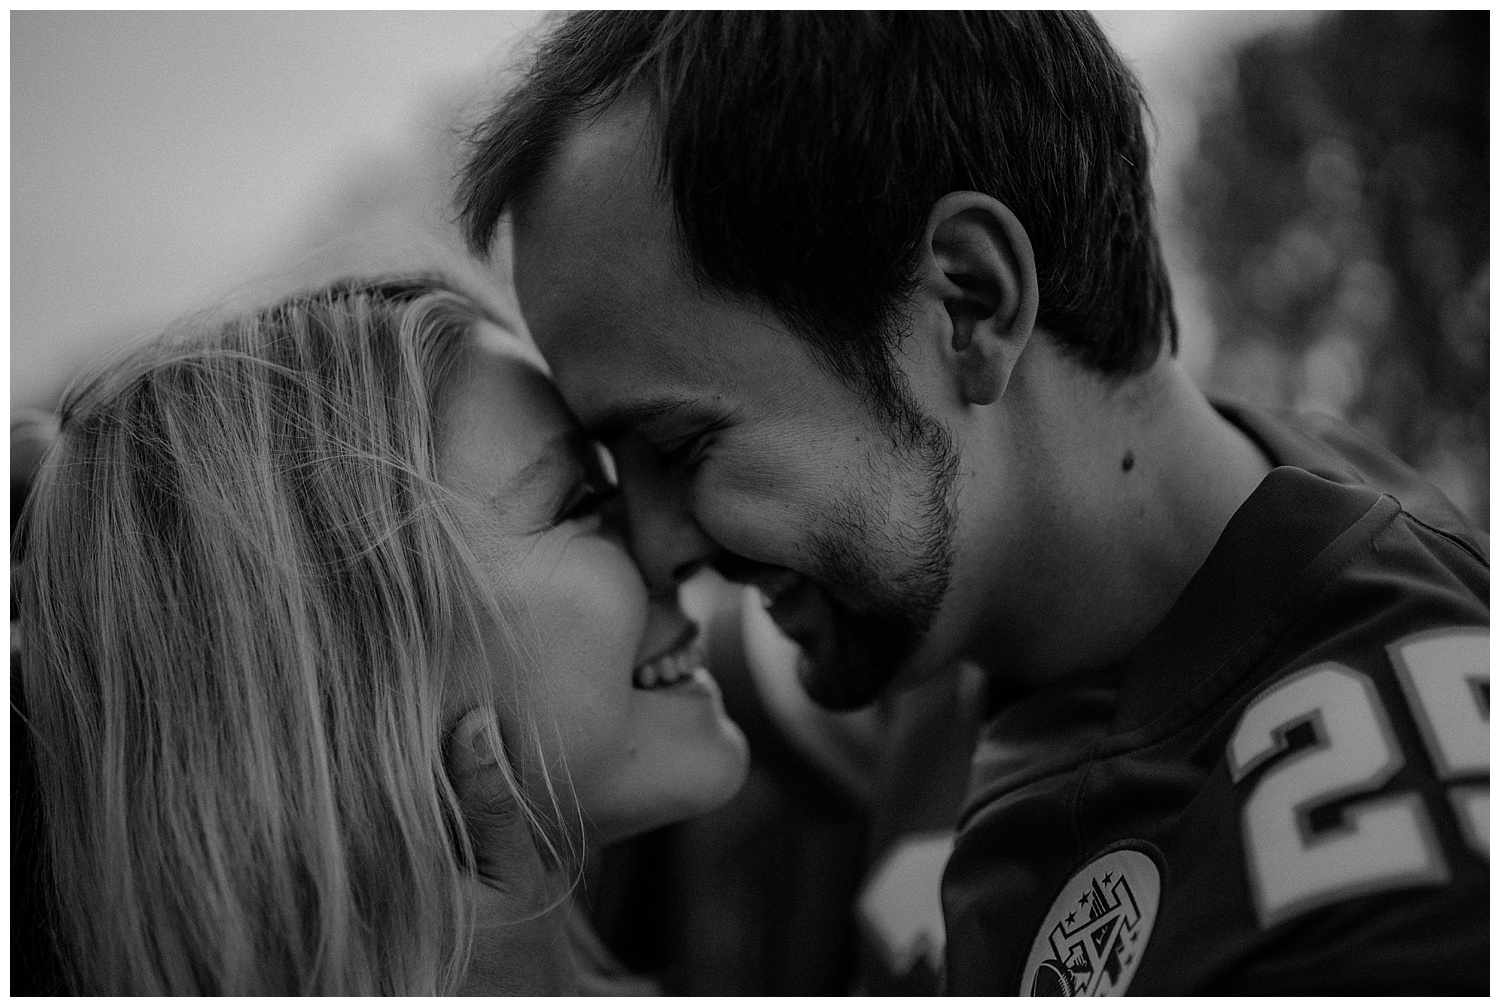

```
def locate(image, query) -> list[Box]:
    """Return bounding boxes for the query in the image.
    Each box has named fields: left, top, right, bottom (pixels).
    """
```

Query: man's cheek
left=695, top=463, right=837, bottom=567
left=702, top=505, right=820, bottom=576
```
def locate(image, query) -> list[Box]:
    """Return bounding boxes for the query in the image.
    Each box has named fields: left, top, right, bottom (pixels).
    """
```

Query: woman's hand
left=446, top=708, right=577, bottom=995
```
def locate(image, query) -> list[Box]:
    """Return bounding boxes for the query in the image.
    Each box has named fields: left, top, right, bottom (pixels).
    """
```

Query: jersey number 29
left=1226, top=629, right=1487, bottom=928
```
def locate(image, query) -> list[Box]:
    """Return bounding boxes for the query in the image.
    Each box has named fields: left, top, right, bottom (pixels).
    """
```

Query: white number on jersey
left=1389, top=629, right=1489, bottom=855
left=1228, top=629, right=1489, bottom=928
left=1228, top=662, right=1449, bottom=928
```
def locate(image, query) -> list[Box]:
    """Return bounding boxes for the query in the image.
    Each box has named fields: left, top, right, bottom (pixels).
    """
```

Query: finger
left=446, top=708, right=575, bottom=995
left=445, top=706, right=545, bottom=897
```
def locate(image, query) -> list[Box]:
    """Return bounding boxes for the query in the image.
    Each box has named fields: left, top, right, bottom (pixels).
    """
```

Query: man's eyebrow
left=586, top=397, right=715, bottom=440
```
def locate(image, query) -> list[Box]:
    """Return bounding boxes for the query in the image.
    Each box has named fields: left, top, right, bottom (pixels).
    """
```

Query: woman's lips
left=632, top=631, right=705, bottom=689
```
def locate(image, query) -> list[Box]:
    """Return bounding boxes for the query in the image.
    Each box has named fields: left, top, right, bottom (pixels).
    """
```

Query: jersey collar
left=1111, top=464, right=1394, bottom=735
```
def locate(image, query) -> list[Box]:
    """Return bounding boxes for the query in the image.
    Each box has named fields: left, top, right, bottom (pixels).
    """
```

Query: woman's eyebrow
left=488, top=432, right=577, bottom=508
left=503, top=428, right=602, bottom=490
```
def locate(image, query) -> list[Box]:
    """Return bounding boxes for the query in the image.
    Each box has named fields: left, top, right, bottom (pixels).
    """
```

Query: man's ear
left=918, top=191, right=1040, bottom=405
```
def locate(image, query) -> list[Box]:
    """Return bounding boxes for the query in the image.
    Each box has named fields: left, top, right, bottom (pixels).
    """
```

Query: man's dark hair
left=459, top=12, right=1178, bottom=417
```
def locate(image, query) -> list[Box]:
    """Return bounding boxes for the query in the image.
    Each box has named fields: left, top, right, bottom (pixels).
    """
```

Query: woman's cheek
left=524, top=537, right=647, bottom=724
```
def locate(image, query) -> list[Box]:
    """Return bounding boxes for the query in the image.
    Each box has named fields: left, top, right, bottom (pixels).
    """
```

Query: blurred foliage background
left=1180, top=10, right=1489, bottom=527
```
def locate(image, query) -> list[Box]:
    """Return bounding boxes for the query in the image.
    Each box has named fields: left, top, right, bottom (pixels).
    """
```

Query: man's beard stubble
left=796, top=410, right=961, bottom=711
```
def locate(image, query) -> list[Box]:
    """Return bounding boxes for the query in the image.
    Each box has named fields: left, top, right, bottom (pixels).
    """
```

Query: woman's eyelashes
left=553, top=440, right=620, bottom=527
left=555, top=477, right=618, bottom=526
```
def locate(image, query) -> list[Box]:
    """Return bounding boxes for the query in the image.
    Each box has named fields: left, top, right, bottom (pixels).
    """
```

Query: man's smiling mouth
left=753, top=574, right=839, bottom=668
left=751, top=569, right=805, bottom=610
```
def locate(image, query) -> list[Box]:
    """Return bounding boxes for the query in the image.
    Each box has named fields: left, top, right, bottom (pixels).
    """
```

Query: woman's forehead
left=472, top=319, right=551, bottom=376
left=440, top=324, right=579, bottom=493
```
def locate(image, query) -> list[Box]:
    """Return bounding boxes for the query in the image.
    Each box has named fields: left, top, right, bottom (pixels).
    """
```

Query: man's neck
left=957, top=350, right=1274, bottom=689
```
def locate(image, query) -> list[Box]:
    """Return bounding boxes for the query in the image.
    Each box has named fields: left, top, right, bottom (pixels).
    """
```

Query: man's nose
left=610, top=433, right=717, bottom=595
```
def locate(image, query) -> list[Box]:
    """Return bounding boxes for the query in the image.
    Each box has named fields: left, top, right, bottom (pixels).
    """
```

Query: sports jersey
left=941, top=402, right=1489, bottom=994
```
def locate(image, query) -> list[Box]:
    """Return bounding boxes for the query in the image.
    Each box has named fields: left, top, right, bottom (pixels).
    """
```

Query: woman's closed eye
left=555, top=478, right=618, bottom=526
left=554, top=439, right=620, bottom=527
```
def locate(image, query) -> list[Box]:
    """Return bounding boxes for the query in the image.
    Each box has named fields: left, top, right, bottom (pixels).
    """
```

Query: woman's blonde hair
left=16, top=277, right=560, bottom=994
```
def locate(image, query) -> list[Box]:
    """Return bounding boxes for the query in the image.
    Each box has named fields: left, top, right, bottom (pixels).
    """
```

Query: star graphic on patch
left=1022, top=850, right=1161, bottom=997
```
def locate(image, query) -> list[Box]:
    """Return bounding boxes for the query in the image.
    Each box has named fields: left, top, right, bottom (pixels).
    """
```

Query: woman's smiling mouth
left=632, top=632, right=706, bottom=689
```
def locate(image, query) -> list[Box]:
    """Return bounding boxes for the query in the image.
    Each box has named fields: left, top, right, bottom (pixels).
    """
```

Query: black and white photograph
left=11, top=11, right=1488, bottom=995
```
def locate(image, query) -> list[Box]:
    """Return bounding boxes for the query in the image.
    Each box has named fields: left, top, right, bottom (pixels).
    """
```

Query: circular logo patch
left=1020, top=848, right=1161, bottom=996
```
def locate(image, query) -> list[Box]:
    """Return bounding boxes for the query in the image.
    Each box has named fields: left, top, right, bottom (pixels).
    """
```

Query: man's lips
left=751, top=572, right=896, bottom=712
left=757, top=576, right=839, bottom=669
left=751, top=569, right=805, bottom=609
left=761, top=577, right=811, bottom=628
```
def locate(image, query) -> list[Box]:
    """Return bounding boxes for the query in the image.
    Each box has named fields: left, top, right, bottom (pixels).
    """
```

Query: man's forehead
left=509, top=97, right=801, bottom=436
left=513, top=101, right=685, bottom=342
left=556, top=100, right=657, bottom=197
left=511, top=102, right=731, bottom=400
left=517, top=96, right=666, bottom=244
left=540, top=311, right=730, bottom=430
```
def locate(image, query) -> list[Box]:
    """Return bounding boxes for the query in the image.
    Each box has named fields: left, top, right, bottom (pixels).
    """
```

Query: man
left=457, top=12, right=1488, bottom=994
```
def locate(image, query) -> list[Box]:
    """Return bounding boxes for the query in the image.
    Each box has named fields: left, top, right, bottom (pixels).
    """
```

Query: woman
left=15, top=276, right=749, bottom=994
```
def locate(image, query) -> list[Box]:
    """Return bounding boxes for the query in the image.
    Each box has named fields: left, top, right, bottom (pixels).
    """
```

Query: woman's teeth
left=633, top=642, right=703, bottom=689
